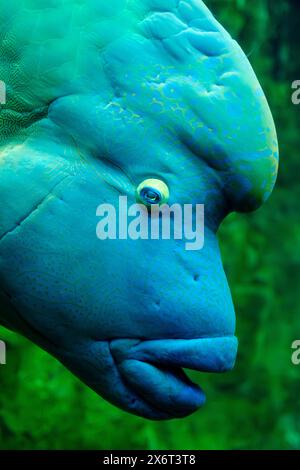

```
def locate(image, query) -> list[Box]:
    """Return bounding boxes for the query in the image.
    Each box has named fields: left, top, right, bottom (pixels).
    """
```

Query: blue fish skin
left=0, top=0, right=278, bottom=419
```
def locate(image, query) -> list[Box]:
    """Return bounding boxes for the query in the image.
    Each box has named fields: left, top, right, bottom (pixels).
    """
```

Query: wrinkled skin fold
left=0, top=0, right=278, bottom=419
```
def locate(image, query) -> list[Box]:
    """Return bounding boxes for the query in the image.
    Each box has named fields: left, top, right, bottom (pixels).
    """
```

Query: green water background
left=0, top=0, right=299, bottom=450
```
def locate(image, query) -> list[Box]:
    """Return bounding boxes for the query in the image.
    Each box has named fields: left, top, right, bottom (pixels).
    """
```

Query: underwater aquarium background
left=0, top=0, right=299, bottom=450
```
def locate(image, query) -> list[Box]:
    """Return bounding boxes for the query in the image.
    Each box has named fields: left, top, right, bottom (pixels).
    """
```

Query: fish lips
left=110, top=335, right=238, bottom=419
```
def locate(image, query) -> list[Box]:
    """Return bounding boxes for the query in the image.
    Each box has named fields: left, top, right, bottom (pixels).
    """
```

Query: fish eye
left=136, top=179, right=169, bottom=207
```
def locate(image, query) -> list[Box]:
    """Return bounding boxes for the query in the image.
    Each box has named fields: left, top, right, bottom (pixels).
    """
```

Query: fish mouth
left=110, top=335, right=238, bottom=420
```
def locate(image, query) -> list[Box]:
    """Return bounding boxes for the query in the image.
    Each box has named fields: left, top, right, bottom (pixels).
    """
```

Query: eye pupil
left=141, top=188, right=161, bottom=204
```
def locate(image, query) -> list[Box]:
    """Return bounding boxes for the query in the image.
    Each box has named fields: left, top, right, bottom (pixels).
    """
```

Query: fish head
left=0, top=0, right=278, bottom=419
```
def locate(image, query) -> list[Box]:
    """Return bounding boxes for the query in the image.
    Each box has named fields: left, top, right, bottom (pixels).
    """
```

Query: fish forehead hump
left=102, top=3, right=278, bottom=211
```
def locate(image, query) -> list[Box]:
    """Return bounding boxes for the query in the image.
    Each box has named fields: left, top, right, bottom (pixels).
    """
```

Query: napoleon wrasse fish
left=0, top=0, right=278, bottom=419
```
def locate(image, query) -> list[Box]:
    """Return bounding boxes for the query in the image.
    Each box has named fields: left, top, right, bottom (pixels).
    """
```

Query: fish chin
left=55, top=335, right=237, bottom=420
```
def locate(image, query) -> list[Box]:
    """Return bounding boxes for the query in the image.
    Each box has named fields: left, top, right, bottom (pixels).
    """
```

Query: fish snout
left=110, top=336, right=238, bottom=419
